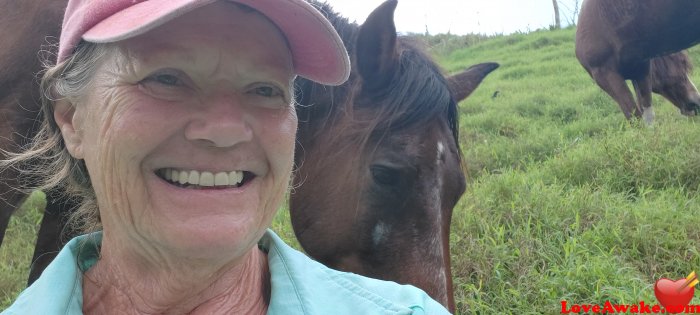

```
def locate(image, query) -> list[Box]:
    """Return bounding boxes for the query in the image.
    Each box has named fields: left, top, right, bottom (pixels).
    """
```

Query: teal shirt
left=3, top=230, right=450, bottom=314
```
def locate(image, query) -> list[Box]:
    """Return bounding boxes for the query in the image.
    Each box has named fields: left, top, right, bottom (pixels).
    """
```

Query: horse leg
left=591, top=68, right=641, bottom=119
left=27, top=189, right=77, bottom=285
left=632, top=64, right=654, bottom=124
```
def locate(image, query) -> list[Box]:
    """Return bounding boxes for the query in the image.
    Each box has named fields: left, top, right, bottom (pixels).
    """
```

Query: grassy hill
left=2, top=27, right=700, bottom=313
left=440, top=28, right=700, bottom=313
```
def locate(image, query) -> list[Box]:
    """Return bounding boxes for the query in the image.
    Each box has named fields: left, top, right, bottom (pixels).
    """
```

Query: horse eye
left=370, top=165, right=401, bottom=186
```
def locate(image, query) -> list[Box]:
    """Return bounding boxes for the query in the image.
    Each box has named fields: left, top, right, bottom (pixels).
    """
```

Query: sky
left=323, top=0, right=581, bottom=35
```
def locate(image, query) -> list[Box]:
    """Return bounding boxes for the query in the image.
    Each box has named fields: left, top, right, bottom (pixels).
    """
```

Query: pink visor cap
left=58, top=0, right=351, bottom=86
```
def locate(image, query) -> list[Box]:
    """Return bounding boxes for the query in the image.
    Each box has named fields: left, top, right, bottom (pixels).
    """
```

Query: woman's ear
left=53, top=100, right=84, bottom=159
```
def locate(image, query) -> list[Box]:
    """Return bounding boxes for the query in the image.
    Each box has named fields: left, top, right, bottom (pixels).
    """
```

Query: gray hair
left=7, top=38, right=298, bottom=236
left=4, top=42, right=111, bottom=234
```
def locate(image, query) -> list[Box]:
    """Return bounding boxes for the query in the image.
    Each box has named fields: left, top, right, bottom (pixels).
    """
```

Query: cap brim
left=83, top=0, right=350, bottom=86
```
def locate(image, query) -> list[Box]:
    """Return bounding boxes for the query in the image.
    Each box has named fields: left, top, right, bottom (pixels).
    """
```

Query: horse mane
left=368, top=39, right=459, bottom=148
left=651, top=51, right=694, bottom=83
left=299, top=1, right=461, bottom=155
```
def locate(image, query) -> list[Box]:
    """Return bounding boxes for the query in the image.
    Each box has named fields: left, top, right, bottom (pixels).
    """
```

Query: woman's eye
left=138, top=70, right=191, bottom=100
left=139, top=69, right=188, bottom=88
left=253, top=86, right=282, bottom=98
left=151, top=73, right=182, bottom=86
left=247, top=84, right=290, bottom=109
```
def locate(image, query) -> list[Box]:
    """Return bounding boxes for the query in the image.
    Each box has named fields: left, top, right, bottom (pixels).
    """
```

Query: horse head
left=651, top=51, right=700, bottom=116
left=291, top=0, right=498, bottom=311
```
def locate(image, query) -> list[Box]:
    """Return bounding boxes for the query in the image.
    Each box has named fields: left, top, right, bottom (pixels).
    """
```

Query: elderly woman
left=2, top=0, right=449, bottom=314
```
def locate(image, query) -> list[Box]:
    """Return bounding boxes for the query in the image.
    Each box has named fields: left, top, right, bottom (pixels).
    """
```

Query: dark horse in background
left=292, top=0, right=497, bottom=311
left=0, top=0, right=74, bottom=284
left=575, top=0, right=700, bottom=121
left=0, top=0, right=497, bottom=311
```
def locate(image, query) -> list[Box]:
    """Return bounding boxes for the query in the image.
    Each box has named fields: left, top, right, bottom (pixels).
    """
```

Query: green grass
left=0, top=191, right=45, bottom=308
left=441, top=28, right=700, bottom=313
left=3, top=28, right=700, bottom=313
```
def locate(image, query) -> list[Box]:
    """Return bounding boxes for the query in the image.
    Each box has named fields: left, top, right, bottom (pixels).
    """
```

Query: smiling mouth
left=156, top=168, right=255, bottom=189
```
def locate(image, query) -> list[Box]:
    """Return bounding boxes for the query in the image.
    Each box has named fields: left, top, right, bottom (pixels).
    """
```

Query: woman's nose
left=184, top=95, right=253, bottom=148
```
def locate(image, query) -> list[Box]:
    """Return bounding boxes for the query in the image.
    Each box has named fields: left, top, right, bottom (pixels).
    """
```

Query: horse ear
left=355, top=0, right=399, bottom=93
left=448, top=62, right=499, bottom=102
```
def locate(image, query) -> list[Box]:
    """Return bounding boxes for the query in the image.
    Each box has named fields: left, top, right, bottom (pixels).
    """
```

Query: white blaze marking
left=437, top=141, right=444, bottom=162
left=372, top=221, right=390, bottom=247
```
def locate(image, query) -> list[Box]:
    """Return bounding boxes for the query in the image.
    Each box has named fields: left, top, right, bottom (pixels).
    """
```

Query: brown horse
left=575, top=0, right=700, bottom=121
left=650, top=51, right=700, bottom=119
left=292, top=1, right=498, bottom=312
left=0, top=0, right=74, bottom=285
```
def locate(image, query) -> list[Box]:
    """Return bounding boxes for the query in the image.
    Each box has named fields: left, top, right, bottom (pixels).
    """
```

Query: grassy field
left=2, top=27, right=700, bottom=313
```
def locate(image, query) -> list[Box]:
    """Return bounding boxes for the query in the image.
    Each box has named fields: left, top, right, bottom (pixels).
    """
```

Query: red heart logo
left=654, top=278, right=694, bottom=313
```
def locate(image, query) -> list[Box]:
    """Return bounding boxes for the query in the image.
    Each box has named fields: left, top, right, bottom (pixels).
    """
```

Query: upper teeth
left=163, top=169, right=243, bottom=187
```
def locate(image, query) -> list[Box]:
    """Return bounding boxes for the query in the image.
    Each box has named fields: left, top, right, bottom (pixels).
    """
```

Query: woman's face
left=58, top=2, right=296, bottom=259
